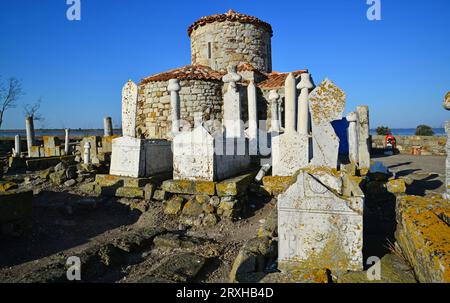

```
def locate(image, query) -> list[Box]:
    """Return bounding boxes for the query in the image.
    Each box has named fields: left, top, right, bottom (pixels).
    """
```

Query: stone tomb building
left=135, top=10, right=308, bottom=140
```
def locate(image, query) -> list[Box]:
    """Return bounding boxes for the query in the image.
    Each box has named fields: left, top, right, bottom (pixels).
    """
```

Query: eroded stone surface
left=309, top=79, right=346, bottom=168
left=278, top=169, right=364, bottom=272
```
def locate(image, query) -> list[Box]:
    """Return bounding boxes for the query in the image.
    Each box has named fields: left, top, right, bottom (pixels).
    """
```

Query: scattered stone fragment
left=144, top=183, right=155, bottom=201
left=182, top=198, right=204, bottom=217
left=116, top=187, right=144, bottom=199
left=143, top=253, right=206, bottom=283
left=153, top=190, right=168, bottom=201
left=386, top=179, right=407, bottom=194
left=49, top=170, right=67, bottom=185
left=202, top=213, right=219, bottom=226
left=337, top=254, right=416, bottom=283
left=164, top=196, right=185, bottom=215
left=0, top=181, right=18, bottom=192
left=64, top=179, right=77, bottom=187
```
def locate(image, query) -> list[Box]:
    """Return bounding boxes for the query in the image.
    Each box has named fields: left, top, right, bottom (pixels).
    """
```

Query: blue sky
left=0, top=0, right=449, bottom=129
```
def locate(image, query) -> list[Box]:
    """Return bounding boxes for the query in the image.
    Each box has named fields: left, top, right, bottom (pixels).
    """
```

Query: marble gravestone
left=309, top=78, right=346, bottom=169
left=278, top=169, right=364, bottom=272
left=172, top=70, right=251, bottom=182
left=110, top=80, right=172, bottom=178
left=357, top=106, right=371, bottom=170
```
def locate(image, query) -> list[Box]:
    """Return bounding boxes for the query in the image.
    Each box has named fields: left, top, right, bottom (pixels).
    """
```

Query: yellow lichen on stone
left=0, top=181, right=18, bottom=192
left=396, top=195, right=450, bottom=283
left=386, top=179, right=407, bottom=194
left=262, top=176, right=295, bottom=196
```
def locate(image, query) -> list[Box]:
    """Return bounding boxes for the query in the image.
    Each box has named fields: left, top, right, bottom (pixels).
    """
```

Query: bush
left=376, top=126, right=391, bottom=136
left=415, top=125, right=434, bottom=136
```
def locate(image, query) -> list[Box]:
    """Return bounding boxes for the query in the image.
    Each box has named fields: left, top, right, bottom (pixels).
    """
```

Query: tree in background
left=415, top=125, right=434, bottom=136
left=376, top=126, right=391, bottom=136
left=24, top=97, right=45, bottom=128
left=0, top=77, right=23, bottom=128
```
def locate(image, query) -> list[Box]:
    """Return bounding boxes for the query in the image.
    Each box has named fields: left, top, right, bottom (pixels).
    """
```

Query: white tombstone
left=110, top=137, right=173, bottom=178
left=223, top=66, right=243, bottom=138
left=110, top=80, right=173, bottom=178
left=247, top=80, right=258, bottom=155
left=122, top=80, right=138, bottom=138
left=168, top=79, right=181, bottom=136
left=14, top=135, right=21, bottom=157
left=64, top=129, right=70, bottom=155
left=357, top=106, right=371, bottom=170
left=346, top=112, right=359, bottom=164
left=309, top=78, right=346, bottom=169
left=173, top=124, right=251, bottom=181
left=278, top=169, right=364, bottom=272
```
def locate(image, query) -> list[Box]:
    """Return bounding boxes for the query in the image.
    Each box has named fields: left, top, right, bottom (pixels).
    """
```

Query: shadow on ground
left=0, top=191, right=141, bottom=268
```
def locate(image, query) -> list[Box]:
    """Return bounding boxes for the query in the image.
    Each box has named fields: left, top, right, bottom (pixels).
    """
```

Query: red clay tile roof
left=188, top=9, right=273, bottom=37
left=140, top=65, right=225, bottom=84
left=258, top=70, right=308, bottom=89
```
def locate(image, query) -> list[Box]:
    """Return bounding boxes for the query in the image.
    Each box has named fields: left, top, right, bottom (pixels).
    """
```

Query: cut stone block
left=395, top=195, right=450, bottom=283
left=110, top=137, right=173, bottom=178
left=216, top=172, right=256, bottom=197
left=162, top=179, right=216, bottom=196
left=278, top=169, right=364, bottom=272
left=173, top=125, right=251, bottom=182
left=116, top=187, right=144, bottom=199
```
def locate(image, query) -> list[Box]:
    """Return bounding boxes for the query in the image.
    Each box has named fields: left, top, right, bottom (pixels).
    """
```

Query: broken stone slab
left=49, top=170, right=68, bottom=185
left=64, top=179, right=77, bottom=187
left=336, top=254, right=416, bottom=283
left=162, top=179, right=216, bottom=196
left=25, top=155, right=76, bottom=171
left=262, top=176, right=295, bottom=196
left=395, top=195, right=450, bottom=283
left=309, top=78, right=346, bottom=169
left=139, top=253, right=206, bottom=283
left=278, top=169, right=364, bottom=272
left=95, top=174, right=156, bottom=188
left=260, top=269, right=330, bottom=284
left=215, top=172, right=256, bottom=197
left=115, top=187, right=144, bottom=199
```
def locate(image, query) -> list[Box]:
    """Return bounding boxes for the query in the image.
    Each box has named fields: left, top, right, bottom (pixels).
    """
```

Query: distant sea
left=369, top=128, right=445, bottom=136
left=0, top=128, right=445, bottom=138
left=0, top=129, right=122, bottom=138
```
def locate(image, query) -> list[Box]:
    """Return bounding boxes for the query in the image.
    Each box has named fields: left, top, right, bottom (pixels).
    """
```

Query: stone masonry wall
left=137, top=80, right=223, bottom=140
left=372, top=135, right=446, bottom=156
left=191, top=21, right=272, bottom=73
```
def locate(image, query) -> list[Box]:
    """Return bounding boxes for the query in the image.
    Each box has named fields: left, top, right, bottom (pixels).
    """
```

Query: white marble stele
left=173, top=124, right=251, bottom=181
left=278, top=169, right=364, bottom=272
left=309, top=78, right=346, bottom=169
left=272, top=133, right=309, bottom=177
left=110, top=136, right=173, bottom=178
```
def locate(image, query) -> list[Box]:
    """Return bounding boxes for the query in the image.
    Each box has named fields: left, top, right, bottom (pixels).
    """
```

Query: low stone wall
left=372, top=135, right=446, bottom=156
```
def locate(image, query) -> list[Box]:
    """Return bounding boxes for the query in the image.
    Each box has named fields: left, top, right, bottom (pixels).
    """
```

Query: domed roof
left=187, top=9, right=273, bottom=37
